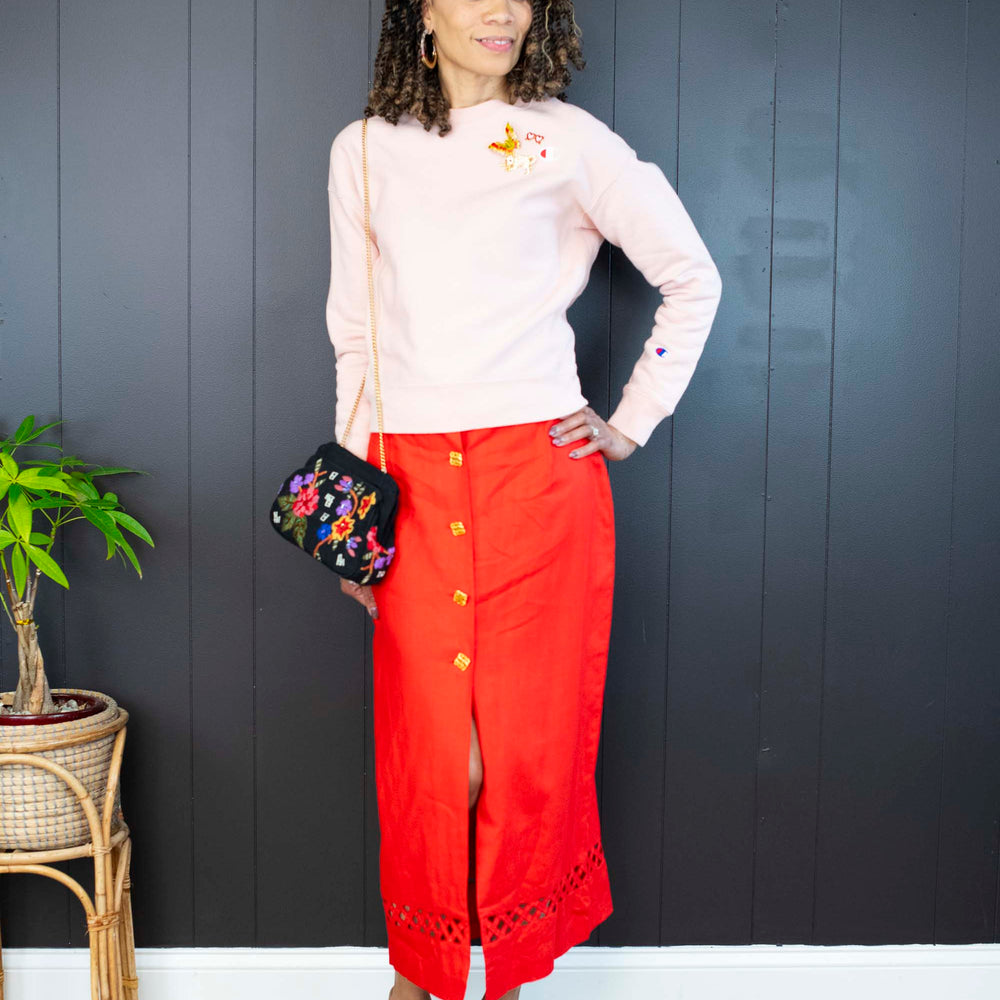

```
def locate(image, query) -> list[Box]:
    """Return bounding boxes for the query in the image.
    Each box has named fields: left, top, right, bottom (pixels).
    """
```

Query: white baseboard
left=3, top=943, right=999, bottom=999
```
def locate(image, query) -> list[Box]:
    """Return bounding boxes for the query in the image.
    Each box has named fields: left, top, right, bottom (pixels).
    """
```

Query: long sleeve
left=575, top=122, right=723, bottom=447
left=326, top=121, right=377, bottom=460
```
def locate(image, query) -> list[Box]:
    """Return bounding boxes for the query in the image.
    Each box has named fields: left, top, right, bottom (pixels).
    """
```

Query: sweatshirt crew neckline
left=447, top=95, right=526, bottom=116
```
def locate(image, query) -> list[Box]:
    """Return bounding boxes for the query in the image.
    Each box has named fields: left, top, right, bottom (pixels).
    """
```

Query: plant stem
left=11, top=588, right=53, bottom=714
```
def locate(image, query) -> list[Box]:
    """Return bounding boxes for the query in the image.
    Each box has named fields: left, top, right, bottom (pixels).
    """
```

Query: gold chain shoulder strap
left=339, top=116, right=386, bottom=472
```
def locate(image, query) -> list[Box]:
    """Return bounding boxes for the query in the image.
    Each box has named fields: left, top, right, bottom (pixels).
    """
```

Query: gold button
left=449, top=451, right=463, bottom=466
left=453, top=589, right=468, bottom=605
left=453, top=652, right=471, bottom=671
left=450, top=521, right=466, bottom=536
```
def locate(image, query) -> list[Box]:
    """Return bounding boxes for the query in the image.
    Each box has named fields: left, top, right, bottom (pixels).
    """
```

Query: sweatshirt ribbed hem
left=360, top=378, right=589, bottom=436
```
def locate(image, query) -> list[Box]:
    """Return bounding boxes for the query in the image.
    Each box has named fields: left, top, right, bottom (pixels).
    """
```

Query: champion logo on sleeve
left=488, top=122, right=558, bottom=173
left=655, top=347, right=669, bottom=356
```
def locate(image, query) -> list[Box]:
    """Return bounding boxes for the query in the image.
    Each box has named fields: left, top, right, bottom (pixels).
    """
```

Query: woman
left=326, top=3, right=723, bottom=999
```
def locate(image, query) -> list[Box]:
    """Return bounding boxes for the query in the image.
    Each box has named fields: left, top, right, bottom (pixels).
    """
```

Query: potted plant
left=0, top=414, right=153, bottom=852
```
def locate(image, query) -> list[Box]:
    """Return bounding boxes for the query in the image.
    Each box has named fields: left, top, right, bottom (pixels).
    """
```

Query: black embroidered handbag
left=270, top=117, right=399, bottom=585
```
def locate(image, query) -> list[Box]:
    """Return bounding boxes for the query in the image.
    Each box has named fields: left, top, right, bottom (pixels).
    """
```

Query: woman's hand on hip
left=341, top=578, right=379, bottom=619
left=549, top=406, right=638, bottom=461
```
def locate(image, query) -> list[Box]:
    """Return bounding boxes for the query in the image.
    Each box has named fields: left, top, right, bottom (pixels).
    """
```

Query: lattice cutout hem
left=480, top=840, right=606, bottom=944
left=385, top=901, right=470, bottom=945
left=383, top=840, right=606, bottom=949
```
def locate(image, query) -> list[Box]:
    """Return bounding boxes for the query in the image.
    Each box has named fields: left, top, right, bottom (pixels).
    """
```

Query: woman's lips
left=478, top=38, right=513, bottom=52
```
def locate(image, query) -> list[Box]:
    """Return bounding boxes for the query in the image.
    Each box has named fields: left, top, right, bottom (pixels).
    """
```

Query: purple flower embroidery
left=374, top=544, right=396, bottom=570
left=289, top=474, right=304, bottom=494
left=334, top=475, right=353, bottom=492
left=336, top=498, right=352, bottom=516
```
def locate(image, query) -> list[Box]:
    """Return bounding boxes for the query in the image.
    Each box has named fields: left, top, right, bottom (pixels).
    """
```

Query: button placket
left=449, top=446, right=472, bottom=671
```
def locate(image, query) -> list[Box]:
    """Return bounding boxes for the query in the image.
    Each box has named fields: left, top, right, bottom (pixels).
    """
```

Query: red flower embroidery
left=292, top=485, right=319, bottom=517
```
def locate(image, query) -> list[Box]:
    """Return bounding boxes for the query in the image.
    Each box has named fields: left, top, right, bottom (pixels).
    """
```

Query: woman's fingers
left=548, top=407, right=595, bottom=443
left=549, top=407, right=638, bottom=462
left=550, top=407, right=604, bottom=457
left=340, top=578, right=379, bottom=619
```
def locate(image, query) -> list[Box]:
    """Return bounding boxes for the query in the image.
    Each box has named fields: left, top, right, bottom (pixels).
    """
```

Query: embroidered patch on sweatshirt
left=488, top=122, right=557, bottom=173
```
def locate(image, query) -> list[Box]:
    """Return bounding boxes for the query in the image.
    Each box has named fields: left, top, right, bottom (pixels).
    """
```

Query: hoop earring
left=419, top=27, right=437, bottom=70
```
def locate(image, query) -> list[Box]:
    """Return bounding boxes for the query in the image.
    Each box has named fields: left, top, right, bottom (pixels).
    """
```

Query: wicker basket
left=0, top=687, right=125, bottom=851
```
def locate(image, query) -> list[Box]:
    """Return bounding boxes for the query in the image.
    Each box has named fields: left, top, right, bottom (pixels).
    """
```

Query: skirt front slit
left=366, top=417, right=615, bottom=1000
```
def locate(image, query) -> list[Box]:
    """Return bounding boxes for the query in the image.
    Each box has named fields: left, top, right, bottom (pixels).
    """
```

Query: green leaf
left=25, top=542, right=68, bottom=588
left=113, top=534, right=142, bottom=577
left=29, top=531, right=53, bottom=545
left=8, top=492, right=33, bottom=539
left=108, top=510, right=154, bottom=546
left=16, top=470, right=78, bottom=495
left=102, top=491, right=119, bottom=504
left=17, top=467, right=68, bottom=484
left=0, top=529, right=16, bottom=552
left=67, top=475, right=100, bottom=500
left=88, top=466, right=146, bottom=477
left=28, top=496, right=80, bottom=510
left=0, top=452, right=18, bottom=480
left=13, top=415, right=35, bottom=442
left=80, top=504, right=117, bottom=534
left=12, top=417, right=62, bottom=444
left=11, top=544, right=27, bottom=598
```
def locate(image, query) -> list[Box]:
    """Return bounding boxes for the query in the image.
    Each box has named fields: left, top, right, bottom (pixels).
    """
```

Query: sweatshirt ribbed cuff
left=607, top=388, right=673, bottom=448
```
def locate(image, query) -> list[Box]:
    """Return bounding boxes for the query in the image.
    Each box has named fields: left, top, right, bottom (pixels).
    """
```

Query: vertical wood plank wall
left=1, top=0, right=997, bottom=950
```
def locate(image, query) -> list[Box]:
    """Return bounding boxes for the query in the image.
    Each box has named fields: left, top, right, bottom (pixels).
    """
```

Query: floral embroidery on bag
left=274, top=459, right=395, bottom=580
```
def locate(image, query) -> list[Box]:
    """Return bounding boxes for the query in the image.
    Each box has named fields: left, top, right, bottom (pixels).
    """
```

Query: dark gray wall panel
left=816, top=0, right=967, bottom=942
left=754, top=0, right=841, bottom=943
left=252, top=0, right=371, bottom=946
left=57, top=0, right=193, bottom=945
left=930, top=0, right=1000, bottom=944
left=0, top=0, right=70, bottom=949
left=656, top=0, right=775, bottom=946
left=190, top=0, right=256, bottom=946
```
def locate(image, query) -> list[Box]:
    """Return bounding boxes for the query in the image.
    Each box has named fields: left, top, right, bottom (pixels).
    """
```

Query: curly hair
left=363, top=0, right=586, bottom=137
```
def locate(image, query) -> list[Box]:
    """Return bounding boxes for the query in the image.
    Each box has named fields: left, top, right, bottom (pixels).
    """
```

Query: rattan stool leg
left=0, top=907, right=5, bottom=1000
left=88, top=905, right=102, bottom=999
left=87, top=841, right=124, bottom=1000
left=112, top=838, right=137, bottom=999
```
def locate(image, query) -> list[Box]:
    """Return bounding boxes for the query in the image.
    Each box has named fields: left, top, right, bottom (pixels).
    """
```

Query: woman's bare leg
left=389, top=971, right=431, bottom=999
left=389, top=716, right=487, bottom=1000
left=471, top=722, right=522, bottom=999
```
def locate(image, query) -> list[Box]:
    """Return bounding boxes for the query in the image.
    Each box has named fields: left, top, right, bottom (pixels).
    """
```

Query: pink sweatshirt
left=326, top=94, right=722, bottom=459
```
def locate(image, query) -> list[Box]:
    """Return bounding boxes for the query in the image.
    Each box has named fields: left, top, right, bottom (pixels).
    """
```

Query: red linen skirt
left=365, top=417, right=615, bottom=1000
